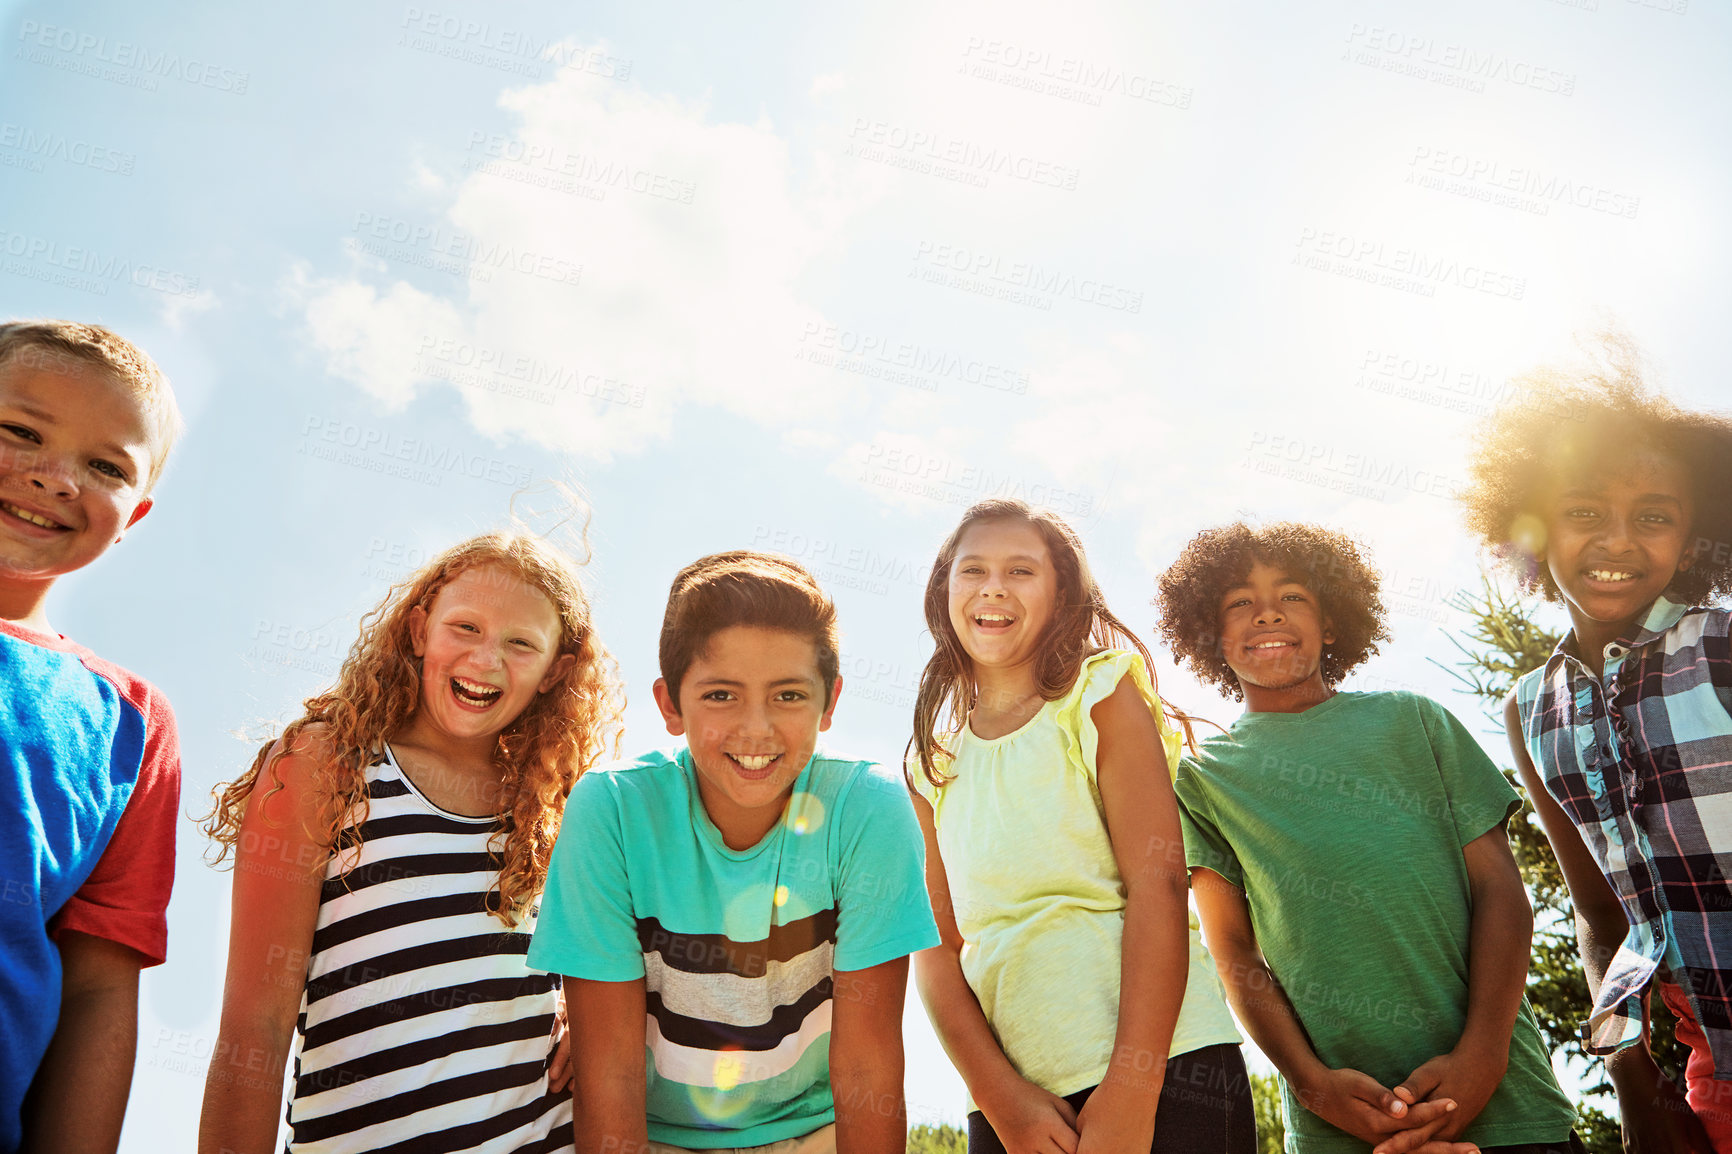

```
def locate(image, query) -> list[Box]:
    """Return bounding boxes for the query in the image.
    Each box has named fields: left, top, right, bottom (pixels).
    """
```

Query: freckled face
left=408, top=565, right=573, bottom=742
left=0, top=359, right=156, bottom=585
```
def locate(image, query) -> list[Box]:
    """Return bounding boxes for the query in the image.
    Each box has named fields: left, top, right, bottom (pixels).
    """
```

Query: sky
left=3, top=1, right=1729, bottom=1149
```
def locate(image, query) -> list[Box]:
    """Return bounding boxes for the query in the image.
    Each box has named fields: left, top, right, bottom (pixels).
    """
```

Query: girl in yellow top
left=908, top=499, right=1250, bottom=1154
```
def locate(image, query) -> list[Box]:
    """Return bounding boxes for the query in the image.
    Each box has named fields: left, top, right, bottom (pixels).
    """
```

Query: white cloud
left=156, top=287, right=219, bottom=333
left=301, top=40, right=878, bottom=462
left=302, top=278, right=465, bottom=410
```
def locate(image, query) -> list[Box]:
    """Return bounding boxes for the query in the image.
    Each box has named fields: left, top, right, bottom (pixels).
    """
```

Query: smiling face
left=653, top=625, right=839, bottom=850
left=1217, top=560, right=1336, bottom=711
left=407, top=564, right=574, bottom=747
left=946, top=518, right=1059, bottom=688
left=1541, top=446, right=1695, bottom=653
left=0, top=356, right=157, bottom=615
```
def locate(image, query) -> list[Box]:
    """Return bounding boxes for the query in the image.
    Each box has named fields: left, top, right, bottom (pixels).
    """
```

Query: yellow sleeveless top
left=912, top=650, right=1241, bottom=1100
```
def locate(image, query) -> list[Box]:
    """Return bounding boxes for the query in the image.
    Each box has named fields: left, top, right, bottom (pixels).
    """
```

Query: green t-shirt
left=1175, top=691, right=1575, bottom=1154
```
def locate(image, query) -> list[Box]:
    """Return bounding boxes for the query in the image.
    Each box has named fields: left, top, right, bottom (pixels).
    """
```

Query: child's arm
left=566, top=977, right=648, bottom=1154
left=1071, top=679, right=1190, bottom=1154
left=909, top=792, right=1080, bottom=1154
left=1504, top=695, right=1714, bottom=1154
left=198, top=735, right=330, bottom=1154
left=831, top=958, right=910, bottom=1154
left=1387, top=823, right=1531, bottom=1142
left=1191, top=869, right=1467, bottom=1154
left=21, top=931, right=143, bottom=1152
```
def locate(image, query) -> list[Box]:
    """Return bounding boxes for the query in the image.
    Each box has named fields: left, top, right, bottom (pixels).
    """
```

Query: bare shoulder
left=1089, top=673, right=1158, bottom=731
left=245, top=722, right=340, bottom=828
left=1500, top=686, right=1524, bottom=726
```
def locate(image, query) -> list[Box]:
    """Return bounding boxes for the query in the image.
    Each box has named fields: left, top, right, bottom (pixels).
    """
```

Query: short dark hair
left=1461, top=338, right=1732, bottom=604
left=659, top=551, right=840, bottom=709
left=1156, top=522, right=1389, bottom=700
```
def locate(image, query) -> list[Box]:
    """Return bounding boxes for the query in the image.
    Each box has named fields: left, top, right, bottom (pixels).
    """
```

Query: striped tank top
left=287, top=747, right=572, bottom=1153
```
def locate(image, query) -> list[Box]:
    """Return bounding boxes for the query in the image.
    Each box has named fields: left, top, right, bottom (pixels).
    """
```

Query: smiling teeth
left=733, top=754, right=776, bottom=771
left=977, top=613, right=1013, bottom=623
left=1588, top=570, right=1636, bottom=582
left=452, top=677, right=502, bottom=701
left=1251, top=641, right=1293, bottom=649
left=1, top=502, right=63, bottom=529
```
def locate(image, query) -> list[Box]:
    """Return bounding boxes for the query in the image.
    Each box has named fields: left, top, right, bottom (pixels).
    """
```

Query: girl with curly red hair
left=199, top=532, right=622, bottom=1154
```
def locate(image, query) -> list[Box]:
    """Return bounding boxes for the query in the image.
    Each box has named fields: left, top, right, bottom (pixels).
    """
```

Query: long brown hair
left=908, top=499, right=1192, bottom=788
left=203, top=532, right=624, bottom=926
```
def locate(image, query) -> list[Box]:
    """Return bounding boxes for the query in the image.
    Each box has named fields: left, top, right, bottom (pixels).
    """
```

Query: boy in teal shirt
left=1156, top=522, right=1578, bottom=1154
left=529, top=552, right=938, bottom=1154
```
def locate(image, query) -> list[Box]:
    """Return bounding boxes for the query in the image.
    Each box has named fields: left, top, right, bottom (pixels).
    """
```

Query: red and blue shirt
left=0, top=618, right=180, bottom=1153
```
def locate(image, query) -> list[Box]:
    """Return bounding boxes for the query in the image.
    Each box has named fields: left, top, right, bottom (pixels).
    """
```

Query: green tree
left=1444, top=576, right=1687, bottom=1153
left=906, top=1123, right=967, bottom=1154
left=1251, top=1072, right=1285, bottom=1154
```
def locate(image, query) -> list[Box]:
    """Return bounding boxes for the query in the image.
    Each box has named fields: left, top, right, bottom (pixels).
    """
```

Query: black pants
left=966, top=1043, right=1255, bottom=1154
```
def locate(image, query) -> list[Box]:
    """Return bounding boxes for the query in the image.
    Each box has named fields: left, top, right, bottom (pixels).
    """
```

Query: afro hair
left=1460, top=335, right=1732, bottom=604
left=1156, top=521, right=1389, bottom=700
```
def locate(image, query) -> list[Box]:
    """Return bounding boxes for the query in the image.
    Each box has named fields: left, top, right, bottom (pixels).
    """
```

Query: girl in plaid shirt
left=1462, top=338, right=1732, bottom=1153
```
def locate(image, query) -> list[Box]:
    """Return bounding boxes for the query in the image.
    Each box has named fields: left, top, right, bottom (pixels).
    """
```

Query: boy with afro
left=1157, top=522, right=1577, bottom=1154
left=1464, top=342, right=1732, bottom=1153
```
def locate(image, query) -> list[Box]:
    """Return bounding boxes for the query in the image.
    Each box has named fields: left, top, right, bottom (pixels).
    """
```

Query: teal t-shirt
left=527, top=747, right=939, bottom=1149
left=1175, top=691, right=1575, bottom=1154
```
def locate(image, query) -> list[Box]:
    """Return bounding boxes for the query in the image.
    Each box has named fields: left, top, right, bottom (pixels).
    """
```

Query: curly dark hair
left=1155, top=522, right=1390, bottom=700
left=1460, top=336, right=1732, bottom=604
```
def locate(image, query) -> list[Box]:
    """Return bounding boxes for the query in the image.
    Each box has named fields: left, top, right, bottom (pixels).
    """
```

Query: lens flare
left=681, top=1068, right=755, bottom=1123
left=783, top=792, right=826, bottom=836
left=1510, top=513, right=1547, bottom=559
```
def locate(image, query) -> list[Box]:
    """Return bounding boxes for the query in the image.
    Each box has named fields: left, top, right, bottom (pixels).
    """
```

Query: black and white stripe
left=636, top=909, right=837, bottom=1089
left=287, top=748, right=571, bottom=1154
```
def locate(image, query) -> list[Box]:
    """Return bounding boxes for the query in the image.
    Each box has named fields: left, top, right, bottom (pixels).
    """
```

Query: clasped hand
left=1300, top=1055, right=1491, bottom=1154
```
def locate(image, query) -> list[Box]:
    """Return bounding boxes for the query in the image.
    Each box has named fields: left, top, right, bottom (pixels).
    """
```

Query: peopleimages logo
left=298, top=416, right=534, bottom=489
left=0, top=228, right=200, bottom=296
left=1406, top=146, right=1640, bottom=219
left=796, top=323, right=1029, bottom=395
left=846, top=118, right=1081, bottom=190
left=957, top=37, right=1193, bottom=109
left=463, top=132, right=694, bottom=204
left=350, top=213, right=583, bottom=286
left=0, top=122, right=134, bottom=174
left=1293, top=228, right=1526, bottom=301
left=911, top=241, right=1143, bottom=313
left=1343, top=24, right=1575, bottom=96
left=415, top=336, right=646, bottom=408
left=16, top=20, right=250, bottom=93
left=396, top=8, right=631, bottom=81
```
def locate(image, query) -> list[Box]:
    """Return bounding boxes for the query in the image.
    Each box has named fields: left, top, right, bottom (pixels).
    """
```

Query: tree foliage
left=1443, top=576, right=1687, bottom=1153
left=907, top=1123, right=967, bottom=1154
left=1251, top=1073, right=1285, bottom=1154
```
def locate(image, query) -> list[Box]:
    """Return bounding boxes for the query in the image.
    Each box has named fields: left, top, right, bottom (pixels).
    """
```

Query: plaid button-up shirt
left=1515, top=596, right=1732, bottom=1078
